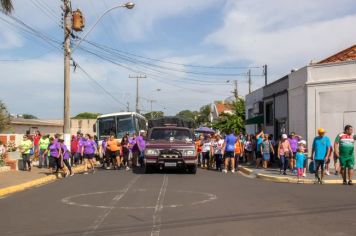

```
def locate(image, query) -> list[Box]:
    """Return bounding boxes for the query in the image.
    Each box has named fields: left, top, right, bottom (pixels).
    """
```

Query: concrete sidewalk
left=238, top=163, right=352, bottom=184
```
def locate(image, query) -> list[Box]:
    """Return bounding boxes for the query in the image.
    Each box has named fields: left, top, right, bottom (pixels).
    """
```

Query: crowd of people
left=195, top=125, right=355, bottom=185
left=13, top=130, right=147, bottom=177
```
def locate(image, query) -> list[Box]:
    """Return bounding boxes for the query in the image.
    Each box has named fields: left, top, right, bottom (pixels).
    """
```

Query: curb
left=0, top=165, right=86, bottom=198
left=238, top=166, right=253, bottom=175
left=256, top=173, right=349, bottom=185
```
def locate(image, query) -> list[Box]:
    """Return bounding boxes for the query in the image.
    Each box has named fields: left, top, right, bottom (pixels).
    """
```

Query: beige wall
left=70, top=119, right=96, bottom=136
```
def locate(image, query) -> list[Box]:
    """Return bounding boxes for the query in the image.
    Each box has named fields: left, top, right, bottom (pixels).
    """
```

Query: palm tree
left=1, top=0, right=13, bottom=14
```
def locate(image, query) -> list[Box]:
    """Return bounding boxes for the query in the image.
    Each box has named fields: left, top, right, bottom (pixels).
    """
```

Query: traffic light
left=72, top=9, right=85, bottom=32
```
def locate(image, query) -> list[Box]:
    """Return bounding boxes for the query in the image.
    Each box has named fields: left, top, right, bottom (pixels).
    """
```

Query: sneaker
left=325, top=171, right=330, bottom=176
left=65, top=172, right=70, bottom=178
left=302, top=173, right=306, bottom=178
left=343, top=180, right=348, bottom=185
left=282, top=172, right=287, bottom=175
left=70, top=173, right=74, bottom=177
left=334, top=171, right=339, bottom=176
left=314, top=178, right=319, bottom=184
left=348, top=180, right=353, bottom=186
left=222, top=169, right=228, bottom=173
left=319, top=180, right=324, bottom=185
left=231, top=169, right=235, bottom=173
left=126, top=166, right=130, bottom=171
left=83, top=172, right=88, bottom=175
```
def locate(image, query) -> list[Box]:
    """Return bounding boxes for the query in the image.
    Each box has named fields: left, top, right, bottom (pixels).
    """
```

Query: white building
left=246, top=44, right=356, bottom=153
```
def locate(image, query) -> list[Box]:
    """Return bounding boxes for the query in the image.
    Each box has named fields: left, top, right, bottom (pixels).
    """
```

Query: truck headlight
left=183, top=150, right=196, bottom=156
left=145, top=149, right=159, bottom=156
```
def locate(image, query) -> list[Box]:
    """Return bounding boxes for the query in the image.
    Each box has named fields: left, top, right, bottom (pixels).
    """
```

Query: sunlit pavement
left=0, top=168, right=355, bottom=236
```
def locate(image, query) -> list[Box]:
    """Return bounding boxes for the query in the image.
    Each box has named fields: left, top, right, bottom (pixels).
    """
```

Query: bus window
left=98, top=117, right=116, bottom=139
left=117, top=115, right=135, bottom=138
left=138, top=117, right=147, bottom=131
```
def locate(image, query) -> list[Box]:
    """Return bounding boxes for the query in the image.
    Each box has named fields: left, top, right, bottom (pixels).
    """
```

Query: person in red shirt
left=70, top=135, right=78, bottom=166
left=33, top=131, right=41, bottom=160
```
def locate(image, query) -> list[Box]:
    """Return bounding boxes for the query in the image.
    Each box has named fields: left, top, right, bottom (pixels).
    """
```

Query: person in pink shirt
left=33, top=131, right=41, bottom=159
left=277, top=134, right=293, bottom=175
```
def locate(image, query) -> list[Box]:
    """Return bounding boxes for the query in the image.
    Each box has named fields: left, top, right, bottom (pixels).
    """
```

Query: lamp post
left=63, top=1, right=135, bottom=146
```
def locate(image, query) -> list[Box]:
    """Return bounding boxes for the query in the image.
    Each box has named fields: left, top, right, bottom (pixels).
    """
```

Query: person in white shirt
left=212, top=134, right=224, bottom=171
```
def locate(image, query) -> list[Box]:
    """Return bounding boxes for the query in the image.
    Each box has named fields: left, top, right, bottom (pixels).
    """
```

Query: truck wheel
left=188, top=165, right=197, bottom=174
left=145, top=165, right=153, bottom=174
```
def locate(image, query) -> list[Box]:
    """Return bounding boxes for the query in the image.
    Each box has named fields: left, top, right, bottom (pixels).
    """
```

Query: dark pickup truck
left=144, top=126, right=197, bottom=174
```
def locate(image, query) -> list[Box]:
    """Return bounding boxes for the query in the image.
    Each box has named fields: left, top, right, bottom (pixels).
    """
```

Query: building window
left=248, top=109, right=253, bottom=119
left=265, top=102, right=273, bottom=126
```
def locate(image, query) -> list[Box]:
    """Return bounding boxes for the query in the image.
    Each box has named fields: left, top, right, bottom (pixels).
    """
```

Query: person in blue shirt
left=311, top=128, right=331, bottom=184
left=222, top=130, right=237, bottom=173
left=295, top=147, right=306, bottom=183
left=255, top=131, right=264, bottom=168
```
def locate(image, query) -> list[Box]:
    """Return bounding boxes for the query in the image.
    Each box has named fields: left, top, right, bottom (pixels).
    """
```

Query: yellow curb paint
left=256, top=173, right=349, bottom=185
left=239, top=166, right=253, bottom=175
left=0, top=165, right=86, bottom=198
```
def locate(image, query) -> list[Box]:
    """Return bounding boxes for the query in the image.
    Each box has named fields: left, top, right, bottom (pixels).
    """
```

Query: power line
left=30, top=0, right=61, bottom=27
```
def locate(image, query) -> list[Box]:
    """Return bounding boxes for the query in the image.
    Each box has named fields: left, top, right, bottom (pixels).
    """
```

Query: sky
left=0, top=0, right=355, bottom=119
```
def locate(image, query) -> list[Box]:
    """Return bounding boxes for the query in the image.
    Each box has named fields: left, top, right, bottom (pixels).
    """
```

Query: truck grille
left=159, top=149, right=182, bottom=159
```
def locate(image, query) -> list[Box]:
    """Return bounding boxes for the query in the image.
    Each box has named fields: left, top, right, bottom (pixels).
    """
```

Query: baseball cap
left=281, top=134, right=288, bottom=139
left=318, top=128, right=325, bottom=134
left=298, top=140, right=307, bottom=146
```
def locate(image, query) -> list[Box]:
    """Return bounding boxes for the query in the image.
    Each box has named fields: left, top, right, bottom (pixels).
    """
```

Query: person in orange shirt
left=234, top=135, right=244, bottom=170
left=106, top=134, right=121, bottom=170
left=195, top=135, right=203, bottom=167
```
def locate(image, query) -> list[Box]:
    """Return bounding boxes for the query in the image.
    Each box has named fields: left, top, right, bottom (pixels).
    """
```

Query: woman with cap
left=277, top=134, right=293, bottom=175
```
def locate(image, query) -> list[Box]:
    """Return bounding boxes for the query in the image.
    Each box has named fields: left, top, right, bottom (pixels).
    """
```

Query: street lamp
left=72, top=2, right=135, bottom=53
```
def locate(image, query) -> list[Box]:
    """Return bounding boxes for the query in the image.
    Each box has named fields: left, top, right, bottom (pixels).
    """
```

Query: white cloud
left=205, top=0, right=356, bottom=80
left=0, top=30, right=23, bottom=49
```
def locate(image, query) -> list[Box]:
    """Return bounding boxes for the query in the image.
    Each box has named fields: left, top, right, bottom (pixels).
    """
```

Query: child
left=295, top=146, right=306, bottom=183
left=261, top=134, right=274, bottom=169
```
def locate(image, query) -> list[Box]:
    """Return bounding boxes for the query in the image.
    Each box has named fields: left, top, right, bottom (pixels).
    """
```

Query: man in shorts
left=222, top=131, right=237, bottom=173
left=334, top=125, right=356, bottom=185
left=311, top=128, right=331, bottom=184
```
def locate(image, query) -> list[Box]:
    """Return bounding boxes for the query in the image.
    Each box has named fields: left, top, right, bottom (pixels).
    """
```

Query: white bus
left=95, top=112, right=147, bottom=141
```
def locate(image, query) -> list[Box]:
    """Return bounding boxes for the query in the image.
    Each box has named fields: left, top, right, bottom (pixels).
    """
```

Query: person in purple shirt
left=75, top=132, right=84, bottom=165
left=43, top=137, right=61, bottom=175
left=288, top=132, right=301, bottom=174
left=59, top=139, right=73, bottom=177
left=81, top=134, right=97, bottom=174
left=136, top=131, right=146, bottom=167
left=129, top=133, right=139, bottom=167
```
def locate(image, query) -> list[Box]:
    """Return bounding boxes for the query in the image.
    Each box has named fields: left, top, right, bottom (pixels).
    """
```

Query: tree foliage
left=0, top=101, right=10, bottom=132
left=0, top=0, right=13, bottom=14
left=22, top=114, right=38, bottom=119
left=144, top=111, right=164, bottom=119
left=212, top=98, right=245, bottom=134
left=73, top=112, right=101, bottom=119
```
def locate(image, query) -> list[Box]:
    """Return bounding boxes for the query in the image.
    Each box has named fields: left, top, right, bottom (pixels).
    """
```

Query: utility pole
left=63, top=0, right=71, bottom=146
left=234, top=80, right=238, bottom=101
left=148, top=99, right=157, bottom=118
left=129, top=75, right=147, bottom=113
left=263, top=64, right=268, bottom=86
left=248, top=69, right=251, bottom=94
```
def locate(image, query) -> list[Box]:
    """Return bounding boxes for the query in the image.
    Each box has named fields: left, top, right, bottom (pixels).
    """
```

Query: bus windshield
left=97, top=115, right=136, bottom=140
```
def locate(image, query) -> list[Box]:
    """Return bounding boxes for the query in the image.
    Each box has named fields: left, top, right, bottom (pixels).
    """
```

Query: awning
left=245, top=115, right=264, bottom=125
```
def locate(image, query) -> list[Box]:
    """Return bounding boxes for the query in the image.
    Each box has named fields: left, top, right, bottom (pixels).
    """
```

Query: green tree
left=197, top=104, right=211, bottom=125
left=176, top=110, right=199, bottom=120
left=144, top=111, right=164, bottom=119
left=212, top=98, right=245, bottom=134
left=73, top=112, right=101, bottom=119
left=0, top=101, right=10, bottom=132
left=0, top=0, right=13, bottom=14
left=22, top=114, right=38, bottom=119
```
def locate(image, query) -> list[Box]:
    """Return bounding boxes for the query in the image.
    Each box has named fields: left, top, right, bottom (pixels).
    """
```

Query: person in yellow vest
left=19, top=135, right=33, bottom=171
left=234, top=135, right=244, bottom=170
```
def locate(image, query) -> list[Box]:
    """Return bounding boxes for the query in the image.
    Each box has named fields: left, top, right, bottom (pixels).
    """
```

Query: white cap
left=281, top=134, right=288, bottom=139
left=298, top=140, right=307, bottom=145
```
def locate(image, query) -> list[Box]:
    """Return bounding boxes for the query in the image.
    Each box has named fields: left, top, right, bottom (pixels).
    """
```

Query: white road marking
left=62, top=189, right=217, bottom=210
left=151, top=175, right=168, bottom=236
left=82, top=176, right=140, bottom=236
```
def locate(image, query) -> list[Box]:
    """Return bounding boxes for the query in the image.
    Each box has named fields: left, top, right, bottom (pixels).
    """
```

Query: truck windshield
left=149, top=129, right=192, bottom=141
left=117, top=115, right=135, bottom=139
left=98, top=117, right=116, bottom=139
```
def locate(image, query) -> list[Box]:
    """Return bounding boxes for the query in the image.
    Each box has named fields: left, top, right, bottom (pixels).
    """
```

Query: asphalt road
left=0, top=168, right=356, bottom=236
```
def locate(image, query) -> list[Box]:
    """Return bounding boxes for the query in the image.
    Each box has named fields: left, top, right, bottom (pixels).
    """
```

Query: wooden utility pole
left=63, top=0, right=71, bottom=144
left=129, top=75, right=147, bottom=113
left=264, top=64, right=268, bottom=86
left=248, top=69, right=251, bottom=94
